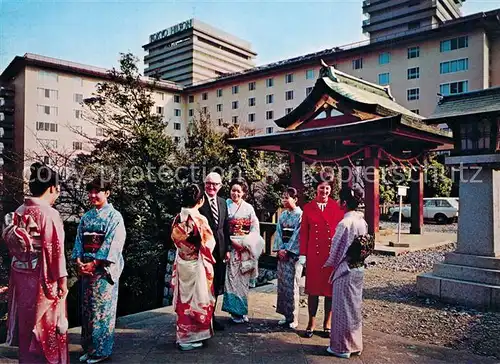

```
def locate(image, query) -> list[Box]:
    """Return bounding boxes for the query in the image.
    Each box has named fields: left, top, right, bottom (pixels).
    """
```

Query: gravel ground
left=379, top=220, right=458, bottom=234
left=362, top=245, right=500, bottom=360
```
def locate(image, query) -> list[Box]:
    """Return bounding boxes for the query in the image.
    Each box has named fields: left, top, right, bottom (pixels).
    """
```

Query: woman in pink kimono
left=171, top=184, right=217, bottom=351
left=323, top=186, right=367, bottom=359
left=2, top=162, right=68, bottom=364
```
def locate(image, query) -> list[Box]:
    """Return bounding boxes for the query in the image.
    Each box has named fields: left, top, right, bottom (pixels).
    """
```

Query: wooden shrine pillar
left=364, top=149, right=380, bottom=236
left=289, top=152, right=305, bottom=207
left=410, top=167, right=424, bottom=234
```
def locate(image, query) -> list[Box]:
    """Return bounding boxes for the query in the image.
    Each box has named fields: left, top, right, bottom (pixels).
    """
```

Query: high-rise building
left=362, top=0, right=466, bottom=41
left=143, top=19, right=257, bottom=86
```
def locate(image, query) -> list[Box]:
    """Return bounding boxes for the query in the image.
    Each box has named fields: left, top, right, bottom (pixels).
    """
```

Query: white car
left=389, top=197, right=459, bottom=224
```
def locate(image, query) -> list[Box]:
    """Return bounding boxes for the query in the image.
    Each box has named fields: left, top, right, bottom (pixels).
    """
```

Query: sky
left=0, top=0, right=498, bottom=73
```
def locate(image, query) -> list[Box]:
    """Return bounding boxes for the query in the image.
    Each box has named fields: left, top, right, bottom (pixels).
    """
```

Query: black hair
left=181, top=183, right=204, bottom=208
left=28, top=162, right=60, bottom=197
left=340, top=186, right=364, bottom=211
left=311, top=170, right=335, bottom=189
left=284, top=187, right=299, bottom=200
left=229, top=177, right=248, bottom=195
left=86, top=176, right=113, bottom=192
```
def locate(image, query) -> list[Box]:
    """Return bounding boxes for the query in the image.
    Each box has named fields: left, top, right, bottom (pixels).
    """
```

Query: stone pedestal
left=417, top=156, right=500, bottom=310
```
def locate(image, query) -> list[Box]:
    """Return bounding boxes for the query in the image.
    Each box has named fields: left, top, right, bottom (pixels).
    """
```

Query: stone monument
left=417, top=88, right=500, bottom=310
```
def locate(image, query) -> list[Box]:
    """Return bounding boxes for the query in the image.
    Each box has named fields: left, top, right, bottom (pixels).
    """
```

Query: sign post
left=397, top=186, right=409, bottom=245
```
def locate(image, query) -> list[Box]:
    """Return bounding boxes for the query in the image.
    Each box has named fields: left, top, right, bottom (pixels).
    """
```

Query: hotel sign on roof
left=149, top=19, right=193, bottom=43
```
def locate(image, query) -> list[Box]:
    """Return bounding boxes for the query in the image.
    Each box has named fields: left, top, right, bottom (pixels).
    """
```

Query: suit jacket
left=199, top=194, right=230, bottom=261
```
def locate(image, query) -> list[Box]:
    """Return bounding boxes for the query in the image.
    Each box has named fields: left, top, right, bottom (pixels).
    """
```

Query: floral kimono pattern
left=71, top=203, right=126, bottom=358
left=171, top=208, right=216, bottom=344
left=272, top=207, right=303, bottom=324
left=222, top=199, right=264, bottom=317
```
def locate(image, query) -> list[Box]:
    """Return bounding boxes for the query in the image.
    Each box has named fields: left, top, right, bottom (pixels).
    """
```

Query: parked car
left=389, top=197, right=459, bottom=224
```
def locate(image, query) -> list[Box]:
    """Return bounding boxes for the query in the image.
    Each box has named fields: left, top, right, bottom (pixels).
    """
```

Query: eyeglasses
left=205, top=182, right=221, bottom=186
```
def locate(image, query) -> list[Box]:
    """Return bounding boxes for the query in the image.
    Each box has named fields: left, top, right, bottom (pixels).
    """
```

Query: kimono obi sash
left=83, top=232, right=105, bottom=253
left=229, top=218, right=251, bottom=236
left=281, top=227, right=294, bottom=244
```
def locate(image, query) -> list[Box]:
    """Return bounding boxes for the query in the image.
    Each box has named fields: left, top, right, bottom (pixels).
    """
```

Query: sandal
left=304, top=329, right=314, bottom=338
left=323, top=328, right=331, bottom=338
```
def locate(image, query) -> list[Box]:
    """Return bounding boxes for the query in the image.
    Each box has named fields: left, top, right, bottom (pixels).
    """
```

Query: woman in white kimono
left=323, top=186, right=368, bottom=359
left=273, top=187, right=303, bottom=329
left=222, top=178, right=264, bottom=324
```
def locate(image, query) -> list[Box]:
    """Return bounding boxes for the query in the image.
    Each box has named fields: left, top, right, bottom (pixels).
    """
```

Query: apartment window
left=174, top=109, right=181, bottom=117
left=285, top=90, right=294, bottom=101
left=74, top=126, right=83, bottom=134
left=43, top=156, right=50, bottom=164
left=216, top=89, right=223, bottom=97
left=217, top=118, right=223, bottom=126
left=285, top=73, right=294, bottom=83
left=202, top=106, right=208, bottom=114
left=37, top=105, right=58, bottom=116
left=36, top=122, right=58, bottom=132
left=440, top=81, right=468, bottom=96
left=379, top=52, right=391, bottom=65
left=440, top=58, right=469, bottom=74
left=96, top=127, right=105, bottom=137
left=266, top=78, right=274, bottom=87
left=37, top=71, right=58, bottom=82
left=306, top=69, right=315, bottom=80
left=440, top=36, right=468, bottom=52
left=266, top=110, right=274, bottom=120
left=266, top=127, right=274, bottom=134
left=248, top=82, right=256, bottom=91
left=74, top=77, right=83, bottom=87
left=285, top=107, right=293, bottom=114
left=216, top=104, right=223, bottom=112
left=158, top=92, right=165, bottom=101
left=248, top=113, right=255, bottom=123
left=408, top=21, right=421, bottom=30
left=232, top=116, right=238, bottom=124
left=232, top=85, right=239, bottom=95
left=156, top=106, right=164, bottom=115
left=174, top=95, right=181, bottom=103
left=408, top=46, right=420, bottom=59
left=38, top=88, right=58, bottom=99
left=188, top=109, right=194, bottom=117
left=306, top=87, right=313, bottom=96
left=266, top=94, right=274, bottom=104
left=248, top=97, right=256, bottom=107
left=73, top=141, right=83, bottom=150
left=232, top=101, right=239, bottom=110
left=188, top=95, right=194, bottom=103
left=75, top=109, right=83, bottom=119
left=202, top=92, right=208, bottom=100
left=174, top=137, right=180, bottom=144
left=74, top=93, right=83, bottom=103
left=410, top=109, right=420, bottom=115
left=39, top=139, right=57, bottom=149
left=407, top=88, right=420, bottom=101
left=174, top=122, right=181, bottom=130
left=407, top=67, right=420, bottom=80
left=352, top=58, right=363, bottom=70
left=378, top=73, right=390, bottom=86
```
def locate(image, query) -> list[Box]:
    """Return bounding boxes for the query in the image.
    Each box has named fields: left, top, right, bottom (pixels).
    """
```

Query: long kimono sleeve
left=299, top=207, right=309, bottom=256
left=71, top=217, right=85, bottom=260
left=284, top=212, right=301, bottom=255
left=249, top=205, right=260, bottom=235
left=95, top=211, right=126, bottom=264
left=43, top=211, right=68, bottom=282
left=324, top=222, right=348, bottom=268
left=272, top=214, right=284, bottom=252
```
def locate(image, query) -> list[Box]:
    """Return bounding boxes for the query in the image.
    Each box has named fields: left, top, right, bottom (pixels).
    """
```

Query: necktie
left=211, top=198, right=219, bottom=224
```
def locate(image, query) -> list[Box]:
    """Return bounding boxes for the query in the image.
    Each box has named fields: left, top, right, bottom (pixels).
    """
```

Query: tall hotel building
left=1, top=3, right=500, bottom=198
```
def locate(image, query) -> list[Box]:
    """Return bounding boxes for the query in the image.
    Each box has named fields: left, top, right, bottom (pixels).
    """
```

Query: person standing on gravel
left=299, top=171, right=344, bottom=339
left=323, top=186, right=369, bottom=359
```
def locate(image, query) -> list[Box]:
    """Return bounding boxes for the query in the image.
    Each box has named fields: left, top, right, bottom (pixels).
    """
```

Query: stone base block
left=445, top=252, right=500, bottom=270
left=432, top=262, right=500, bottom=286
left=417, top=273, right=500, bottom=310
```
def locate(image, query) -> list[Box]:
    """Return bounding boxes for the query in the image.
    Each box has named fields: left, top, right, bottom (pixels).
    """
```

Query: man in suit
left=199, top=172, right=230, bottom=331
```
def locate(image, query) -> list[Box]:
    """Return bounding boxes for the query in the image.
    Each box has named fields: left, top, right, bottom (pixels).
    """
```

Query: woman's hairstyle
left=181, top=183, right=204, bottom=208
left=311, top=170, right=335, bottom=189
left=86, top=176, right=113, bottom=192
left=339, top=186, right=364, bottom=210
left=229, top=177, right=249, bottom=195
left=28, top=162, right=60, bottom=197
left=284, top=187, right=299, bottom=200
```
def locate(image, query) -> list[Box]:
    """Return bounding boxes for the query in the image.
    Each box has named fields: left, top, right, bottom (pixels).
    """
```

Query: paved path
left=375, top=232, right=456, bottom=256
left=0, top=283, right=497, bottom=363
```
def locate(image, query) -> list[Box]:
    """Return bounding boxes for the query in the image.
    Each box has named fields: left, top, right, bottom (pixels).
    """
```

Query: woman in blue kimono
left=72, top=177, right=126, bottom=364
left=273, top=187, right=303, bottom=329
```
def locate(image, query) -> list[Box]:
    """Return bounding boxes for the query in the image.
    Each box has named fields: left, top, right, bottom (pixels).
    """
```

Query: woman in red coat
left=299, top=174, right=344, bottom=338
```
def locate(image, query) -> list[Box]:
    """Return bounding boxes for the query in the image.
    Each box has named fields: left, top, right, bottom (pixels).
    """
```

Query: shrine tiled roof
left=427, top=87, right=500, bottom=124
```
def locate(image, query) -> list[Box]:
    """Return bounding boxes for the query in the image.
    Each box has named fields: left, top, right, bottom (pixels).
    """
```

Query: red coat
left=299, top=198, right=344, bottom=297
